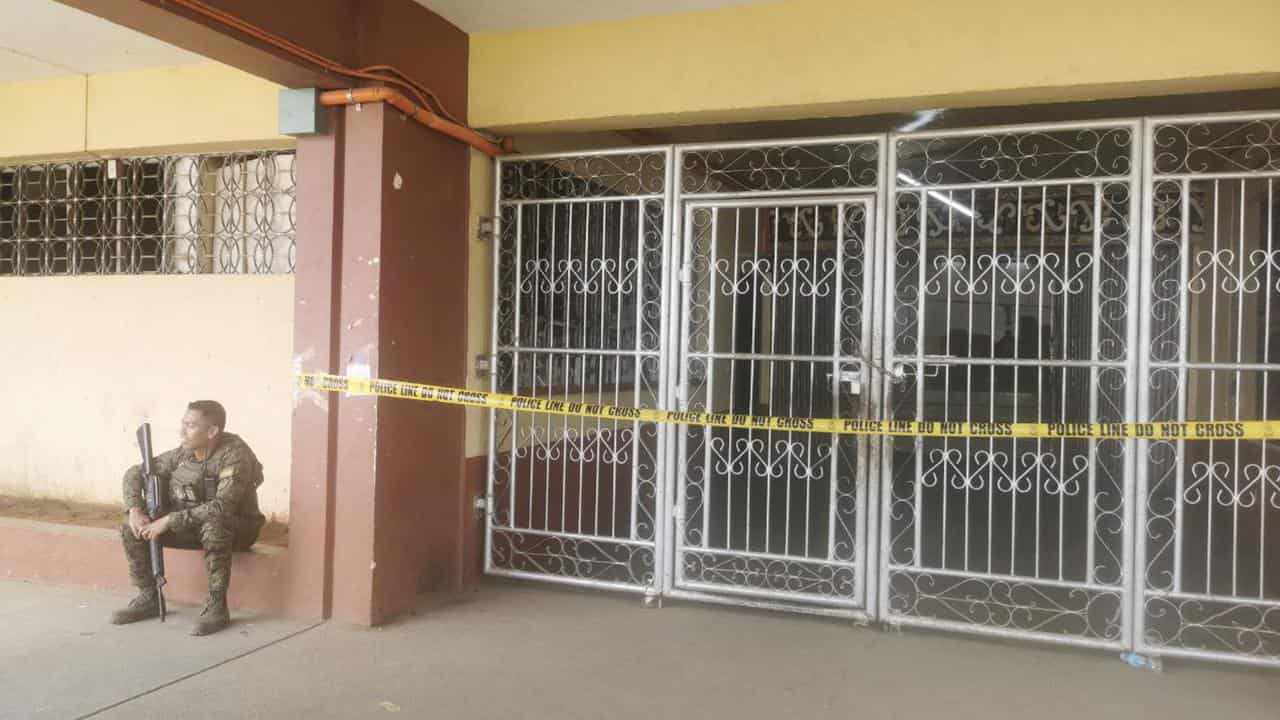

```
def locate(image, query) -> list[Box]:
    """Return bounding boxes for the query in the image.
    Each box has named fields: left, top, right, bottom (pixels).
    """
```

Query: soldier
left=112, top=400, right=266, bottom=636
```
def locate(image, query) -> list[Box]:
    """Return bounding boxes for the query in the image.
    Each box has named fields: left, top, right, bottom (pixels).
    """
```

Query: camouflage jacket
left=123, top=432, right=266, bottom=533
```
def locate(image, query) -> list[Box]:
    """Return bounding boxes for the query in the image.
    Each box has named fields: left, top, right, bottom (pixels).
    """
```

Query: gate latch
left=828, top=367, right=862, bottom=396
left=895, top=355, right=957, bottom=380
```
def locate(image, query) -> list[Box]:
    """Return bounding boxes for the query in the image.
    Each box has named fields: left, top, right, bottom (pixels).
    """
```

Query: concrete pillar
left=331, top=102, right=470, bottom=625
left=286, top=110, right=345, bottom=620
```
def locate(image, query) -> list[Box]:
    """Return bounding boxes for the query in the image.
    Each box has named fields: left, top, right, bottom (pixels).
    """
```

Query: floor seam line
left=73, top=620, right=326, bottom=720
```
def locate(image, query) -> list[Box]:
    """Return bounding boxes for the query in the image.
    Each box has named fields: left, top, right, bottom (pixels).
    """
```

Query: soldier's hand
left=140, top=514, right=173, bottom=540
left=128, top=508, right=149, bottom=539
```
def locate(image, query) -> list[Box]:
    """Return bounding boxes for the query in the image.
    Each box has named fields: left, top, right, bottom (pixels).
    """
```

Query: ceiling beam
left=54, top=0, right=469, bottom=122
left=52, top=0, right=350, bottom=89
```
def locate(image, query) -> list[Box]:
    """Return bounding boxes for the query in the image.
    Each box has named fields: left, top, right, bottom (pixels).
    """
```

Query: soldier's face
left=180, top=410, right=219, bottom=451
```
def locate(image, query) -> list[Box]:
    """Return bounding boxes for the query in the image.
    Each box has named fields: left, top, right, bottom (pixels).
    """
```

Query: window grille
left=0, top=150, right=296, bottom=276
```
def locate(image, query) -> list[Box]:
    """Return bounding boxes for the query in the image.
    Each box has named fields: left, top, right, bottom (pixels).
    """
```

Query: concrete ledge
left=0, top=517, right=291, bottom=613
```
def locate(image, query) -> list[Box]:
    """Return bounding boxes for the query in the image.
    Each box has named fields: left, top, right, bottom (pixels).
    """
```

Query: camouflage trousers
left=120, top=513, right=262, bottom=599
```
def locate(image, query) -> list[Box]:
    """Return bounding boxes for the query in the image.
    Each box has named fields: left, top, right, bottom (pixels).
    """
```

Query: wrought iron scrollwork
left=491, top=529, right=656, bottom=586
left=1153, top=119, right=1280, bottom=175
left=490, top=151, right=670, bottom=594
left=1144, top=596, right=1280, bottom=658
left=1140, top=112, right=1280, bottom=665
left=0, top=152, right=296, bottom=276
left=683, top=551, right=857, bottom=599
left=888, top=570, right=1124, bottom=641
left=680, top=141, right=879, bottom=195
left=500, top=152, right=666, bottom=200
left=896, top=127, right=1132, bottom=186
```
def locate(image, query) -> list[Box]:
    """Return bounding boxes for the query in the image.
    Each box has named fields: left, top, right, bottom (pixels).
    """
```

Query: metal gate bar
left=1137, top=112, right=1280, bottom=666
left=482, top=114, right=1280, bottom=669
left=486, top=148, right=673, bottom=593
left=671, top=197, right=873, bottom=615
left=663, top=137, right=884, bottom=617
left=879, top=121, right=1141, bottom=648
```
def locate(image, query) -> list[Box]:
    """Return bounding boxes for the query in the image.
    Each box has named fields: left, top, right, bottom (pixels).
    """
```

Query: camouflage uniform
left=120, top=432, right=266, bottom=602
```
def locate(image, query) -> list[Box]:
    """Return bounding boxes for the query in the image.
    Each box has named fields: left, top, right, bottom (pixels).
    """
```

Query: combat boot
left=190, top=594, right=230, bottom=636
left=110, top=588, right=160, bottom=625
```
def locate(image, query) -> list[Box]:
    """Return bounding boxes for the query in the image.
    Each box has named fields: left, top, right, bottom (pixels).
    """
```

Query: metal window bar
left=0, top=151, right=296, bottom=276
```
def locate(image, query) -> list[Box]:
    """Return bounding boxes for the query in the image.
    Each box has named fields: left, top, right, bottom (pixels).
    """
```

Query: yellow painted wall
left=0, top=62, right=289, bottom=163
left=0, top=276, right=295, bottom=518
left=463, top=0, right=1280, bottom=462
left=87, top=64, right=289, bottom=155
left=470, top=0, right=1280, bottom=132
left=0, top=62, right=297, bottom=508
left=0, top=76, right=87, bottom=160
left=466, top=150, right=496, bottom=457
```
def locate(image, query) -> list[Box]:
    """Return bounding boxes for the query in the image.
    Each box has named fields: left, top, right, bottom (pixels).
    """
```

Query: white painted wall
left=0, top=275, right=294, bottom=518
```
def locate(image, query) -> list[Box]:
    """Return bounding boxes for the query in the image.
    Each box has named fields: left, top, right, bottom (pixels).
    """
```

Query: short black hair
left=188, top=400, right=227, bottom=430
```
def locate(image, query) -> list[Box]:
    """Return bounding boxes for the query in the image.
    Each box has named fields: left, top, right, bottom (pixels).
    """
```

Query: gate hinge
left=473, top=494, right=492, bottom=518
left=679, top=263, right=692, bottom=284
left=476, top=215, right=497, bottom=242
left=474, top=353, right=496, bottom=380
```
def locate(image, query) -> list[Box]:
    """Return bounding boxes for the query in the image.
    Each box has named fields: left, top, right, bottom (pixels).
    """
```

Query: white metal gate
left=484, top=113, right=1280, bottom=667
left=486, top=148, right=673, bottom=594
left=878, top=121, right=1142, bottom=649
left=664, top=139, right=884, bottom=616
left=1136, top=112, right=1280, bottom=666
left=670, top=196, right=876, bottom=615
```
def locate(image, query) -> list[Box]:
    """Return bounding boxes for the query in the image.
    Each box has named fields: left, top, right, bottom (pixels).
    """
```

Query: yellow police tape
left=297, top=372, right=1280, bottom=441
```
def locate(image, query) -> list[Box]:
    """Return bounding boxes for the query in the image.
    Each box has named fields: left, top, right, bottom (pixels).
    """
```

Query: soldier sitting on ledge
left=112, top=400, right=266, bottom=635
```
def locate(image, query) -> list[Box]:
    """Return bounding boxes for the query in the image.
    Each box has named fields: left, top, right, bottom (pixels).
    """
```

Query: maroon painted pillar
left=330, top=102, right=470, bottom=625
left=286, top=109, right=344, bottom=619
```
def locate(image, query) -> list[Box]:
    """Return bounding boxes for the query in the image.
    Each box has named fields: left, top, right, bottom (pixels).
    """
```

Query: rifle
left=136, top=423, right=168, bottom=622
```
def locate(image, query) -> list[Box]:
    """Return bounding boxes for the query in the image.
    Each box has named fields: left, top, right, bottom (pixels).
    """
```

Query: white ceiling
left=0, top=0, right=203, bottom=83
left=416, top=0, right=768, bottom=33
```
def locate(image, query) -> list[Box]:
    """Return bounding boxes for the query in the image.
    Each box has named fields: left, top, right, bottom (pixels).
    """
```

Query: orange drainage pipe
left=319, top=88, right=513, bottom=157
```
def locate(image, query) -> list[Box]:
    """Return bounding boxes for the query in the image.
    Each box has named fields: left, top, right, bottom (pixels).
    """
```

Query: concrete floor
left=0, top=579, right=313, bottom=720
left=3, top=578, right=1279, bottom=720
